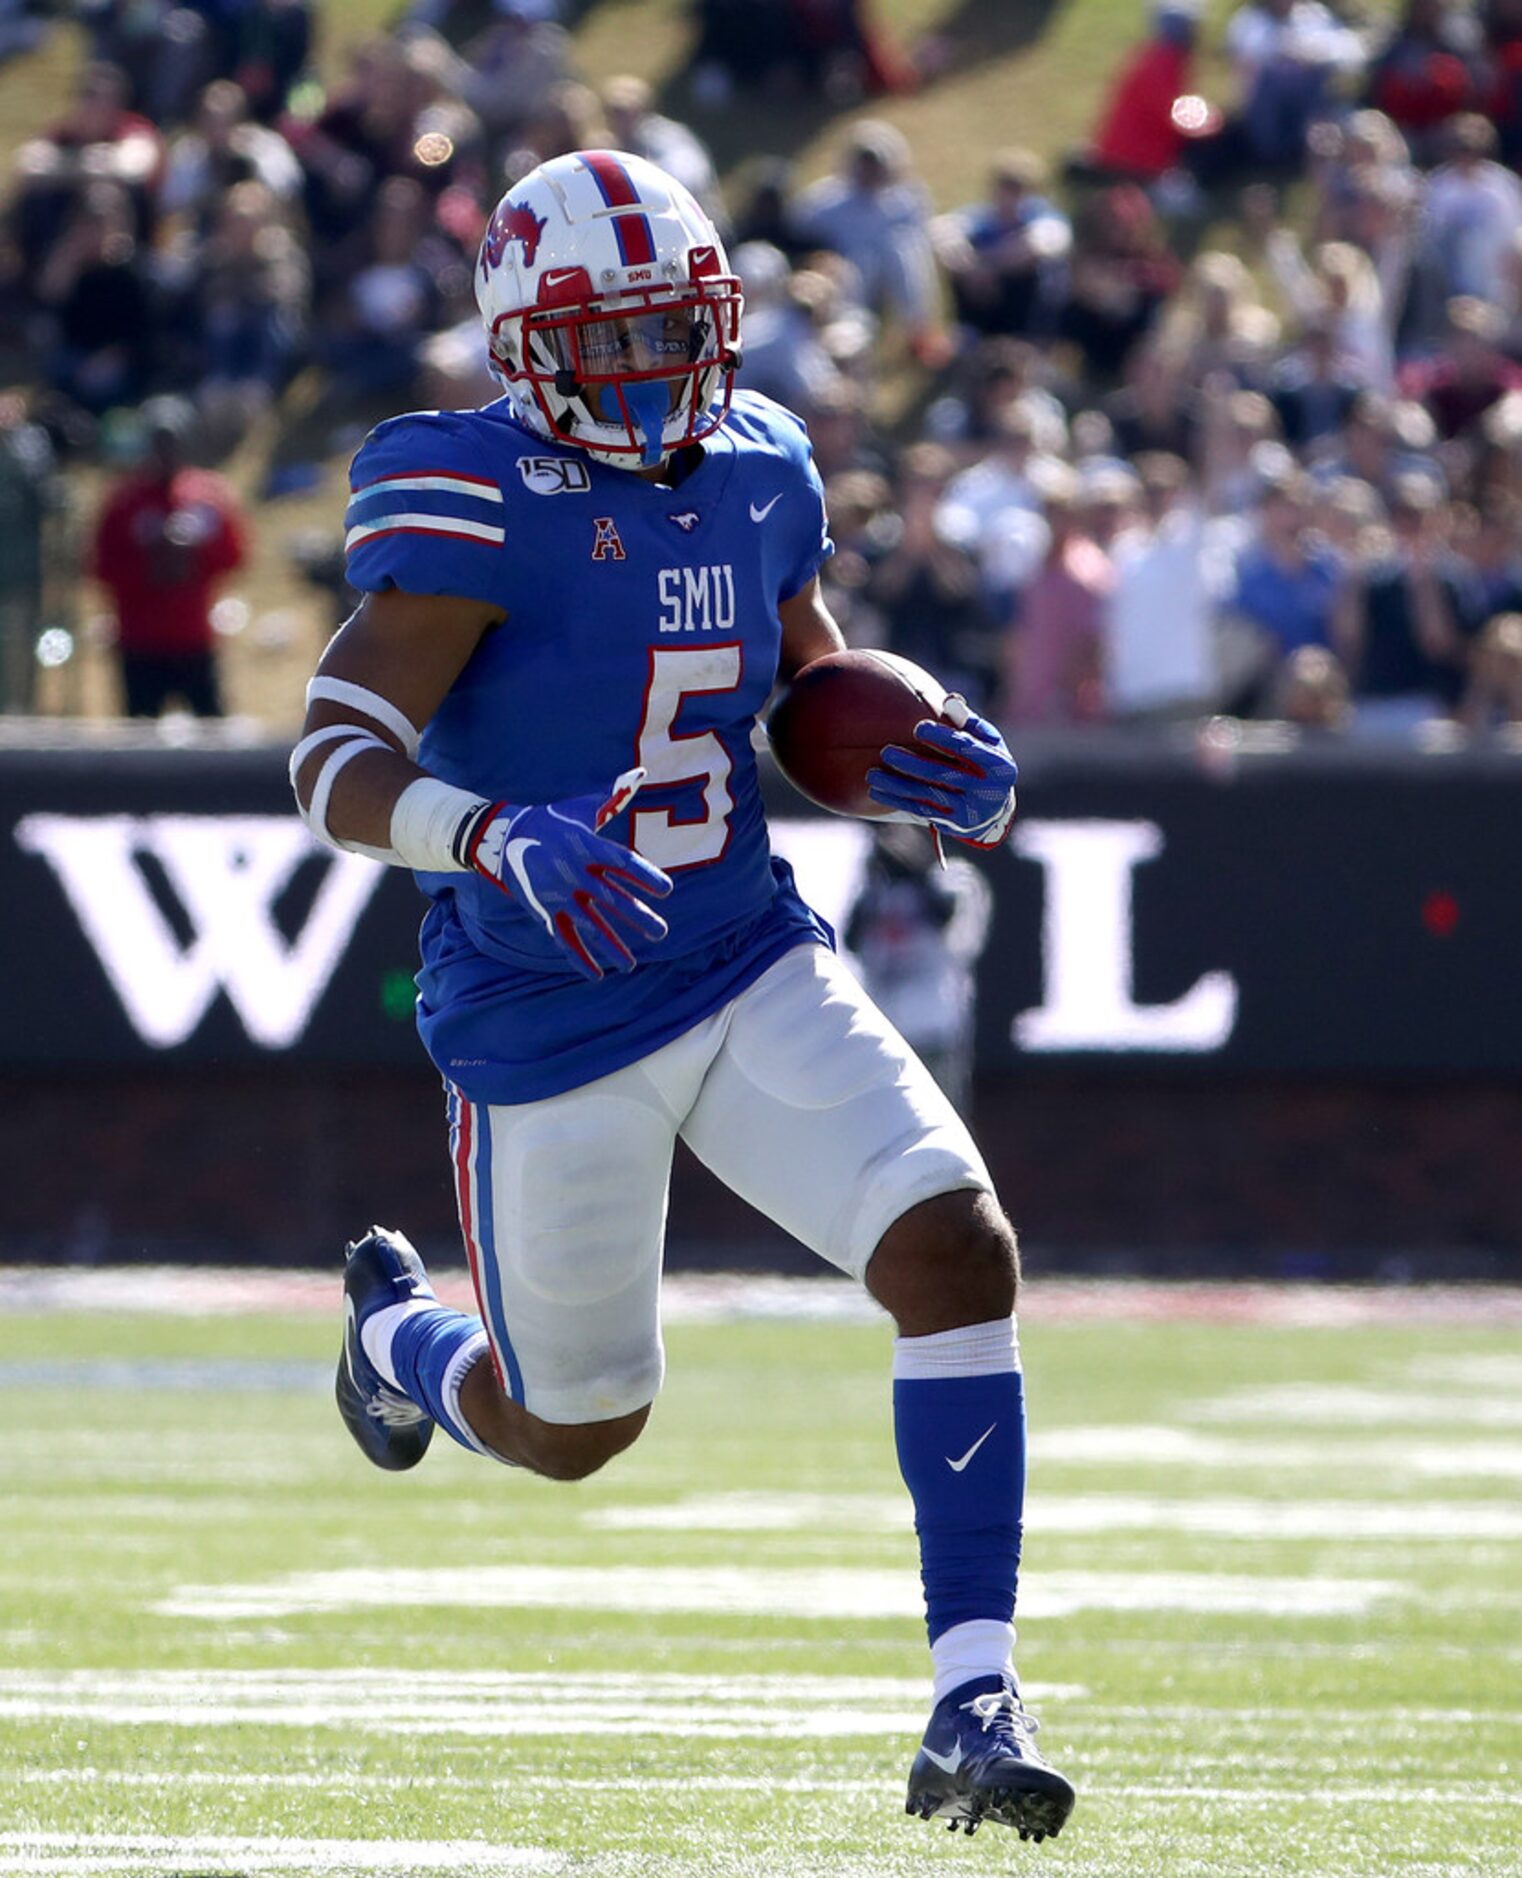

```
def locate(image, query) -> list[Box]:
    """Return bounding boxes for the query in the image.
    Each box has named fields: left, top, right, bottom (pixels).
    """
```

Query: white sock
left=359, top=1298, right=435, bottom=1388
left=931, top=1618, right=1017, bottom=1705
left=892, top=1316, right=1020, bottom=1380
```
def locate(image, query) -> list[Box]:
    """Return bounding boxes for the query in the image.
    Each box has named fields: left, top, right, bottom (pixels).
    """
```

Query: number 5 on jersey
left=632, top=646, right=742, bottom=870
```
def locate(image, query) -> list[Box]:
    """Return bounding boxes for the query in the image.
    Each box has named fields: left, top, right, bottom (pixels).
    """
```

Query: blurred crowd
left=3, top=0, right=1522, bottom=740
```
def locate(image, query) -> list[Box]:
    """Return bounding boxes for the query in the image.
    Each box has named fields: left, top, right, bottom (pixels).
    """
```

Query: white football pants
left=446, top=941, right=992, bottom=1424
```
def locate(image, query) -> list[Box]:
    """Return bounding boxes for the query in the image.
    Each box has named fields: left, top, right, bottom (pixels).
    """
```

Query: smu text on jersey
left=658, top=565, right=736, bottom=632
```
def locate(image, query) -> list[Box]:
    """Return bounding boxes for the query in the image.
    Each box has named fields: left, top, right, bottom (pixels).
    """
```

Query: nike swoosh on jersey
left=920, top=1743, right=965, bottom=1775
left=503, top=837, right=552, bottom=930
left=749, top=494, right=783, bottom=522
left=946, top=1422, right=998, bottom=1473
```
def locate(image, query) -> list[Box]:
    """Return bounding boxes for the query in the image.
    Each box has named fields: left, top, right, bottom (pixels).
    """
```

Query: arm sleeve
left=343, top=411, right=508, bottom=608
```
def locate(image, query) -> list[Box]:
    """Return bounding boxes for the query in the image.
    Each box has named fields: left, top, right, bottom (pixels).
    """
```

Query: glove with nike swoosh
left=466, top=767, right=674, bottom=980
left=866, top=698, right=1019, bottom=850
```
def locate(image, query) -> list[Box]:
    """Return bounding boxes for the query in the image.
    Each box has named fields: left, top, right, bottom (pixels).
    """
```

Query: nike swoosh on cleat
left=921, top=1743, right=965, bottom=1775
left=342, top=1295, right=361, bottom=1383
left=749, top=494, right=782, bottom=522
left=946, top=1422, right=997, bottom=1472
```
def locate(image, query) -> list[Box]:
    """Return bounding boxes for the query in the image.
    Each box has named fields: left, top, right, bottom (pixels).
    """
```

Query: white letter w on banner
left=16, top=815, right=386, bottom=1048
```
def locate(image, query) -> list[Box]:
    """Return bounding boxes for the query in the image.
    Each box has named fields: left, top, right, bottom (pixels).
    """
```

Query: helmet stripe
left=581, top=150, right=657, bottom=267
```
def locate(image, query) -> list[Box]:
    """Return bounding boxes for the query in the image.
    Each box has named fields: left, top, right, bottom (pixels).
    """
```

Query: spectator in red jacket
left=1369, top=0, right=1481, bottom=157
left=1084, top=3, right=1202, bottom=181
left=89, top=399, right=247, bottom=718
left=1400, top=294, right=1522, bottom=438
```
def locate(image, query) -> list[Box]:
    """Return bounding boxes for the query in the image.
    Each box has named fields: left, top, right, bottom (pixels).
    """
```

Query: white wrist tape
left=305, top=676, right=421, bottom=759
left=390, top=776, right=492, bottom=873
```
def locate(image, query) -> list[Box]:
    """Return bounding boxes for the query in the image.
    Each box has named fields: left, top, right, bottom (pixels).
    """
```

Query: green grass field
left=1, top=1276, right=1519, bottom=1877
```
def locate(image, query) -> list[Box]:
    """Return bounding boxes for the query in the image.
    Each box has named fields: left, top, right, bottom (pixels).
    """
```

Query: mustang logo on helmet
left=482, top=198, right=548, bottom=276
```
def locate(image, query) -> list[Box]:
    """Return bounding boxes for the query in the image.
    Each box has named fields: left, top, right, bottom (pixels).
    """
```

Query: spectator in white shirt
left=1420, top=112, right=1522, bottom=308
left=162, top=81, right=303, bottom=235
left=790, top=119, right=948, bottom=363
left=1265, top=231, right=1395, bottom=387
left=1103, top=452, right=1234, bottom=721
left=1226, top=0, right=1369, bottom=166
left=937, top=403, right=1061, bottom=608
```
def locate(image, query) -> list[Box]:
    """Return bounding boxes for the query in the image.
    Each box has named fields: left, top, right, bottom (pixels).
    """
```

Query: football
left=766, top=648, right=953, bottom=818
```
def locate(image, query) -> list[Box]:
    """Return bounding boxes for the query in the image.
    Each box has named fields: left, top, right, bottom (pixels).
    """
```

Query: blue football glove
left=467, top=766, right=673, bottom=980
left=866, top=700, right=1019, bottom=850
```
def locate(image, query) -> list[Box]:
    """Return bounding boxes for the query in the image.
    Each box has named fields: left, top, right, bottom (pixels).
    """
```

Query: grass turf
left=0, top=1285, right=1518, bottom=1875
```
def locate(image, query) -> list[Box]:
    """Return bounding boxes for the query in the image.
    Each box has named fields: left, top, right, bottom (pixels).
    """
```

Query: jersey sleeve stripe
left=345, top=487, right=506, bottom=531
left=353, top=469, right=503, bottom=500
left=345, top=513, right=506, bottom=551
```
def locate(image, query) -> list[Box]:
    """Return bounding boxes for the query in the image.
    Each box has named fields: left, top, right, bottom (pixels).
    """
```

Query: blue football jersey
left=343, top=390, right=835, bottom=1103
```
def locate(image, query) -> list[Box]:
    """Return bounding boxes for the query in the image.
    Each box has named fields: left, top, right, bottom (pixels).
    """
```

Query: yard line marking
left=1030, top=1494, right=1522, bottom=1539
left=0, top=1668, right=1083, bottom=1738
left=0, top=1837, right=552, bottom=1874
left=1404, top=1353, right=1522, bottom=1390
left=5, top=1772, right=1519, bottom=1808
left=585, top=1492, right=908, bottom=1531
left=1192, top=1385, right=1522, bottom=1427
left=584, top=1490, right=1522, bottom=1540
left=8, top=1769, right=903, bottom=1793
left=2, top=1267, right=1518, bottom=1325
left=151, top=1564, right=1405, bottom=1624
left=1058, top=1702, right=1522, bottom=1724
left=0, top=1359, right=329, bottom=1392
left=1034, top=1425, right=1522, bottom=1478
left=1108, top=1786, right=1522, bottom=1806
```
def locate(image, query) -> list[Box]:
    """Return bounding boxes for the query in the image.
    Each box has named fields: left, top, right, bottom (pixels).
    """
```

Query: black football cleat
left=335, top=1225, right=436, bottom=1472
left=905, top=1673, right=1076, bottom=1841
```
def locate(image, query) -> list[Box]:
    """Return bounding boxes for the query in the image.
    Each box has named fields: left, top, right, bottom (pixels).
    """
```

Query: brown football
left=766, top=649, right=952, bottom=817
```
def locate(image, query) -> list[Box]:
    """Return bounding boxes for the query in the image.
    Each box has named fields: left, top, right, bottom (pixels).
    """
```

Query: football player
left=291, top=149, right=1074, bottom=1843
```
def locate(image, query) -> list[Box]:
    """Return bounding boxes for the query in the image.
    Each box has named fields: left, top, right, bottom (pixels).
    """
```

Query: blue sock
left=893, top=1319, right=1025, bottom=1672
left=388, top=1307, right=492, bottom=1456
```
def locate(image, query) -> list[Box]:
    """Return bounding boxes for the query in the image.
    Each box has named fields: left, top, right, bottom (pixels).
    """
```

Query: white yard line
left=151, top=1564, right=1405, bottom=1625
left=1034, top=1424, right=1522, bottom=1478
left=5, top=1771, right=1518, bottom=1809
left=1403, top=1353, right=1522, bottom=1390
left=2, top=1268, right=1518, bottom=1327
left=1106, top=1786, right=1522, bottom=1806
left=1192, top=1384, right=1522, bottom=1427
left=0, top=1838, right=552, bottom=1875
left=583, top=1490, right=1522, bottom=1540
left=0, top=1667, right=1082, bottom=1738
left=0, top=1360, right=329, bottom=1392
left=10, top=1675, right=1512, bottom=1729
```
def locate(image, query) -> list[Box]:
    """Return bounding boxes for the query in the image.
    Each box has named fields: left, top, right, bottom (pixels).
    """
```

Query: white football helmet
left=475, top=149, right=743, bottom=470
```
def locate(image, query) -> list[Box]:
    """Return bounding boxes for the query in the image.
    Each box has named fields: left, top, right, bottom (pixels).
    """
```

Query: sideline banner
left=2, top=741, right=1519, bottom=1074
